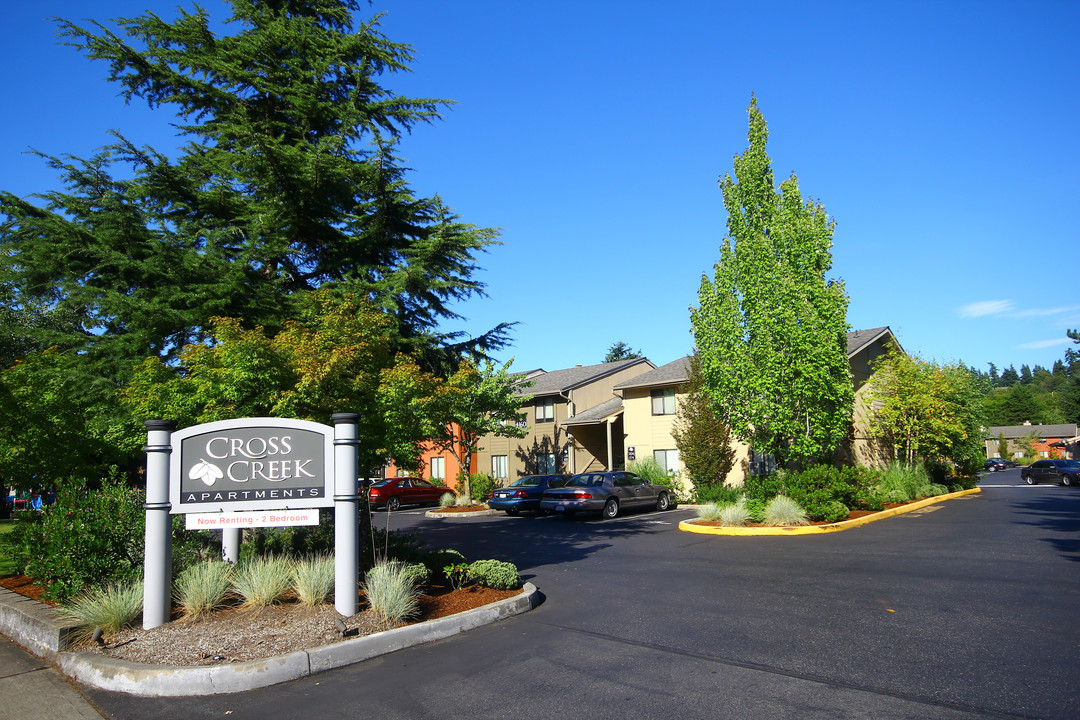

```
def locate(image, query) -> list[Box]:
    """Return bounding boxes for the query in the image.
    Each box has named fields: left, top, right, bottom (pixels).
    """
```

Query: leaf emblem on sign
left=189, top=459, right=225, bottom=486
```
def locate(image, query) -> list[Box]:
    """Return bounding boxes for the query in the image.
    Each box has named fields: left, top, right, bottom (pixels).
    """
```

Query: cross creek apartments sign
left=169, top=418, right=335, bottom=513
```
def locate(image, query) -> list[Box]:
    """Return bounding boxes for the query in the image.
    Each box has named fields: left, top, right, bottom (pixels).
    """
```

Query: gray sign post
left=332, top=413, right=360, bottom=617
left=143, top=420, right=176, bottom=630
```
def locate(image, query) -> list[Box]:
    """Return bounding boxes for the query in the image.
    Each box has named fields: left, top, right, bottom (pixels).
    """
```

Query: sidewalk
left=0, top=635, right=104, bottom=720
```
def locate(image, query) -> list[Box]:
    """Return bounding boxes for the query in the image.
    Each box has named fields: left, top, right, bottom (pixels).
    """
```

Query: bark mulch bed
left=0, top=574, right=520, bottom=666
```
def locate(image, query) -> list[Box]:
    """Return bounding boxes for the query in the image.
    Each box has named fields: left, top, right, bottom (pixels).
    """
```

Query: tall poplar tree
left=691, top=98, right=852, bottom=467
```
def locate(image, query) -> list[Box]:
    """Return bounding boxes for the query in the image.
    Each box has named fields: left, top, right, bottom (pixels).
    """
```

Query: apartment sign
left=169, top=418, right=335, bottom=513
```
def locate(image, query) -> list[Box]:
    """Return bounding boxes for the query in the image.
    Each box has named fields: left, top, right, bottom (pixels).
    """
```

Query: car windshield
left=512, top=477, right=542, bottom=488
left=566, top=474, right=606, bottom=487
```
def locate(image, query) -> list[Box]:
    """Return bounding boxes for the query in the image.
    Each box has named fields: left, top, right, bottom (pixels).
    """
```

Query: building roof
left=846, top=327, right=897, bottom=357
left=562, top=396, right=625, bottom=426
left=986, top=423, right=1079, bottom=440
left=612, top=356, right=691, bottom=391
left=522, top=358, right=654, bottom=397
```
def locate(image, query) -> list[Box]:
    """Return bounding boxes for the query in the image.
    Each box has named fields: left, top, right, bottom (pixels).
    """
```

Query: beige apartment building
left=477, top=327, right=899, bottom=488
left=476, top=358, right=654, bottom=482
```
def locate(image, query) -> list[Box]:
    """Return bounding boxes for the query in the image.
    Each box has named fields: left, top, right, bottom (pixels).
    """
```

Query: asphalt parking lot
left=88, top=472, right=1080, bottom=720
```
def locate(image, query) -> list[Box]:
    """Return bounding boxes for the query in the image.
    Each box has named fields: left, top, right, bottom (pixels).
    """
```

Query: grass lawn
left=0, top=518, right=17, bottom=576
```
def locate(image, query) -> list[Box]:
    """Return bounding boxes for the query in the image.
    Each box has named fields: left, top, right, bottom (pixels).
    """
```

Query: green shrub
left=694, top=503, right=724, bottom=522
left=744, top=498, right=766, bottom=523
left=818, top=500, right=850, bottom=523
left=401, top=562, right=431, bottom=588
left=421, top=548, right=467, bottom=580
left=240, top=509, right=335, bottom=562
left=918, top=483, right=949, bottom=498
left=783, top=464, right=858, bottom=505
left=467, top=473, right=498, bottom=503
left=692, top=484, right=742, bottom=506
left=59, top=582, right=143, bottom=641
left=468, top=559, right=520, bottom=590
left=875, top=462, right=930, bottom=504
left=439, top=492, right=457, bottom=508
left=292, top=554, right=335, bottom=607
left=7, top=472, right=146, bottom=602
left=363, top=560, right=421, bottom=626
left=717, top=500, right=751, bottom=527
left=742, top=473, right=784, bottom=503
left=763, top=495, right=809, bottom=526
left=174, top=561, right=233, bottom=619
left=231, top=556, right=294, bottom=608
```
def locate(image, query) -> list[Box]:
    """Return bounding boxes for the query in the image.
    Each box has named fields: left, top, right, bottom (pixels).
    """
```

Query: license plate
left=554, top=505, right=565, bottom=512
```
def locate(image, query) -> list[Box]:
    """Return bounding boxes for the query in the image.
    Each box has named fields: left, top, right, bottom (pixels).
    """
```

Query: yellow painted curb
left=678, top=487, right=981, bottom=536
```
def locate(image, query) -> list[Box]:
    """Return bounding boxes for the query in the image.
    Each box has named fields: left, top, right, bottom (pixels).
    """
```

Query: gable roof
left=986, top=423, right=1078, bottom=440
left=523, top=358, right=654, bottom=398
left=847, top=326, right=898, bottom=357
left=612, top=356, right=691, bottom=391
left=562, top=396, right=625, bottom=426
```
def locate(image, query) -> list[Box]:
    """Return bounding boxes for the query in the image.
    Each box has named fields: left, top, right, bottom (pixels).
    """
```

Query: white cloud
left=1010, top=305, right=1080, bottom=318
left=1017, top=338, right=1073, bottom=350
left=958, top=300, right=1014, bottom=318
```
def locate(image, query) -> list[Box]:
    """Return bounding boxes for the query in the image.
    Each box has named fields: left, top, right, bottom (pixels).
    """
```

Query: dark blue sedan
left=489, top=474, right=571, bottom=515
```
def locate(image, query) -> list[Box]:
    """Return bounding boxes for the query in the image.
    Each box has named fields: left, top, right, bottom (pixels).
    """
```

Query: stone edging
left=424, top=507, right=501, bottom=518
left=678, top=488, right=981, bottom=535
left=2, top=582, right=538, bottom=697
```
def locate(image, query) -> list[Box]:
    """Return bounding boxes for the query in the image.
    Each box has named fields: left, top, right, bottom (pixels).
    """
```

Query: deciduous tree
left=864, top=347, right=985, bottom=470
left=691, top=98, right=852, bottom=467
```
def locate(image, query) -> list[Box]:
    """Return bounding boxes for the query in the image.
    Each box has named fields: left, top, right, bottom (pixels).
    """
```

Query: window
left=651, top=388, right=676, bottom=415
left=653, top=449, right=679, bottom=474
left=537, top=453, right=556, bottom=474
left=749, top=450, right=776, bottom=476
left=492, top=455, right=508, bottom=479
left=535, top=397, right=554, bottom=423
left=429, top=457, right=445, bottom=481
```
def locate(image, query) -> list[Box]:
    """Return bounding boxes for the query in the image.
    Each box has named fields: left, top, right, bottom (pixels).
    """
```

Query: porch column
left=606, top=419, right=613, bottom=471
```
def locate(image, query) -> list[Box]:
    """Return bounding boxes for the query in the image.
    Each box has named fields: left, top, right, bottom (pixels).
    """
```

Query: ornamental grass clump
left=363, top=560, right=421, bottom=626
left=717, top=499, right=752, bottom=527
left=292, top=554, right=335, bottom=607
left=875, top=462, right=930, bottom=503
left=59, top=581, right=143, bottom=641
left=174, top=561, right=233, bottom=619
left=439, top=492, right=457, bottom=508
left=231, top=555, right=295, bottom=608
left=695, top=503, right=724, bottom=522
left=763, top=495, right=809, bottom=526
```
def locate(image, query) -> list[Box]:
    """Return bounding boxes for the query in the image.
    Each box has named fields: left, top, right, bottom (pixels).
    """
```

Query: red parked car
left=367, top=478, right=455, bottom=511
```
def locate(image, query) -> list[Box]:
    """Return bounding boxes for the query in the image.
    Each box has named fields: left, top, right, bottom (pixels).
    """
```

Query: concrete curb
left=55, top=582, right=538, bottom=696
left=424, top=507, right=501, bottom=519
left=0, top=587, right=79, bottom=662
left=679, top=487, right=981, bottom=536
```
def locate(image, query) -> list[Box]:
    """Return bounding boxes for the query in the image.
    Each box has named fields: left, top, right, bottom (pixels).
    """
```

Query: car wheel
left=506, top=508, right=519, bottom=516
left=387, top=496, right=401, bottom=511
left=1063, top=475, right=1074, bottom=487
left=656, top=492, right=670, bottom=511
left=1024, top=474, right=1036, bottom=485
left=602, top=498, right=619, bottom=519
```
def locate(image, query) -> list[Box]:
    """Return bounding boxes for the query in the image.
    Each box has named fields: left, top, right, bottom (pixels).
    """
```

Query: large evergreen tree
left=691, top=98, right=852, bottom=467
left=0, top=0, right=510, bottom=485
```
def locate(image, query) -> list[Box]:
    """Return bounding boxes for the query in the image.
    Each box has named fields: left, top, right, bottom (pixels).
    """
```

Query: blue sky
left=3, top=1, right=1078, bottom=376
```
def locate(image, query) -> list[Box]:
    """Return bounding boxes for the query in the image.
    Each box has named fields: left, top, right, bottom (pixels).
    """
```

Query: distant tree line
left=972, top=350, right=1080, bottom=426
